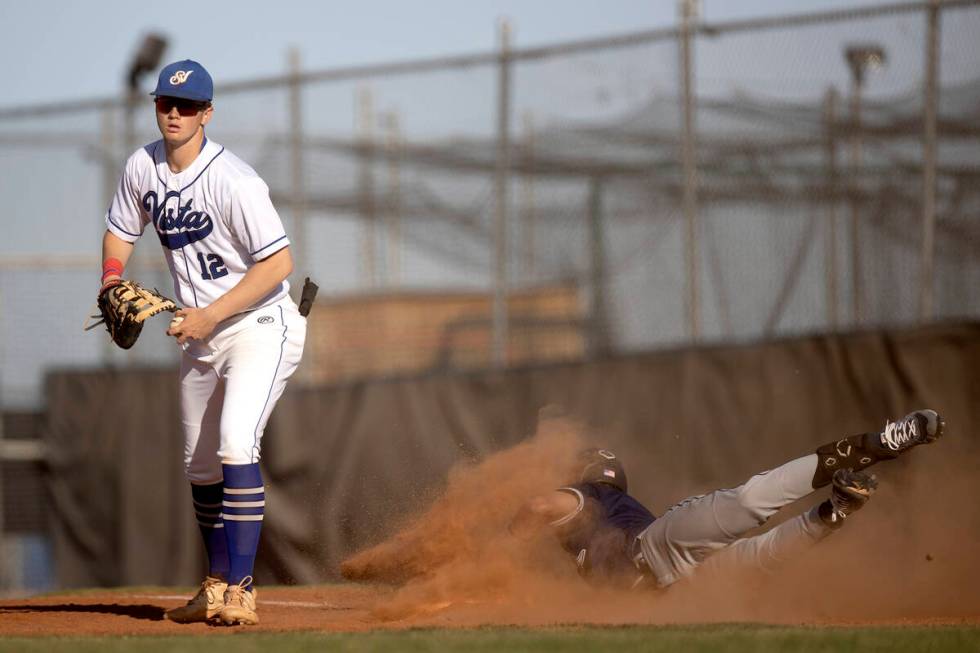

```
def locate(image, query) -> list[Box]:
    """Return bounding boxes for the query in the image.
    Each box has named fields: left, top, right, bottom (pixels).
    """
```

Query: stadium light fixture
left=122, top=33, right=168, bottom=199
left=844, top=44, right=887, bottom=86
left=126, top=33, right=169, bottom=94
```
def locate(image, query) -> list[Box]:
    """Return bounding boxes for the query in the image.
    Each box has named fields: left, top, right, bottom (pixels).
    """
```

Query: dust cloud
left=341, top=414, right=980, bottom=625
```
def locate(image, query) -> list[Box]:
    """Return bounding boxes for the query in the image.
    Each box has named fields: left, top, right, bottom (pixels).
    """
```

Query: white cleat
left=219, top=576, right=259, bottom=626
left=165, top=576, right=227, bottom=623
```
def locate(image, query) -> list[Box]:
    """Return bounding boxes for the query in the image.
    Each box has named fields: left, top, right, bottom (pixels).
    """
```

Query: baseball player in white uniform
left=100, top=59, right=306, bottom=626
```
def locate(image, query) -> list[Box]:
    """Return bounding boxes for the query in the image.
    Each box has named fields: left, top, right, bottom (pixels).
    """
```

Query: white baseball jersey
left=106, top=137, right=306, bottom=472
left=105, top=138, right=290, bottom=311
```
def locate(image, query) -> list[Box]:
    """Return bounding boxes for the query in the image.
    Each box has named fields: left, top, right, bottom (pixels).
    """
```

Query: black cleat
left=879, top=410, right=945, bottom=454
left=820, top=468, right=878, bottom=528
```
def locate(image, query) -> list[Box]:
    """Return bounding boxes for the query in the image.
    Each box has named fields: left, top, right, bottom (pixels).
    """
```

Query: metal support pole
left=679, top=0, right=701, bottom=341
left=848, top=73, right=865, bottom=326
left=521, top=110, right=536, bottom=283
left=492, top=19, right=512, bottom=368
left=358, top=87, right=377, bottom=288
left=384, top=111, right=402, bottom=288
left=0, top=290, right=5, bottom=590
left=823, top=87, right=840, bottom=330
left=101, top=106, right=117, bottom=365
left=119, top=90, right=138, bottom=367
left=588, top=177, right=610, bottom=356
left=101, top=107, right=117, bottom=210
left=919, top=0, right=941, bottom=321
left=123, top=90, right=137, bottom=165
left=288, top=48, right=307, bottom=279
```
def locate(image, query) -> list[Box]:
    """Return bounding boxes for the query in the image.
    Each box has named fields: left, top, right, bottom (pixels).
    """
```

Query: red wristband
left=101, top=257, right=124, bottom=284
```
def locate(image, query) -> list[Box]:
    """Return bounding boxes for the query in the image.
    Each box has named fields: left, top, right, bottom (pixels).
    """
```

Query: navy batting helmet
left=578, top=447, right=628, bottom=493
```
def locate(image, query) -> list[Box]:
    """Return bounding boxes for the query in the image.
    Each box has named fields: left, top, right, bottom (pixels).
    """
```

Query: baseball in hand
left=169, top=315, right=184, bottom=333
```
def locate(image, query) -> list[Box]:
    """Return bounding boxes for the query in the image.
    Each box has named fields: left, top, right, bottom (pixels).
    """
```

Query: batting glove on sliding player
left=86, top=279, right=178, bottom=349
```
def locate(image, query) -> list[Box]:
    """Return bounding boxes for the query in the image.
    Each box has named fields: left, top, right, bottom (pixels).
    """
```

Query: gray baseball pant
left=637, top=453, right=831, bottom=588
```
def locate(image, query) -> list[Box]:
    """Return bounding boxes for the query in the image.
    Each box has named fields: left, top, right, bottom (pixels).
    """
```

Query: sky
left=1, top=0, right=901, bottom=108
left=0, top=0, right=954, bottom=408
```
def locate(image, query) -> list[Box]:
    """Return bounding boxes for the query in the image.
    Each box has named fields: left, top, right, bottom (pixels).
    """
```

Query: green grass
left=1, top=625, right=979, bottom=653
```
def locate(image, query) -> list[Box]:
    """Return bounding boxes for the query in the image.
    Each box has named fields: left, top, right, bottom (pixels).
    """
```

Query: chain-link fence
left=1, top=1, right=979, bottom=410
left=2, top=0, right=979, bottom=596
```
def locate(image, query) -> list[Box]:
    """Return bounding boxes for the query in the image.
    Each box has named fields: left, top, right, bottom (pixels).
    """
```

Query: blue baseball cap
left=150, top=60, right=213, bottom=102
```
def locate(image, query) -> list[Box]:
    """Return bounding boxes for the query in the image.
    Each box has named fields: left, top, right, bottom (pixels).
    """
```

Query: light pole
left=108, top=34, right=167, bottom=367
left=679, top=0, right=701, bottom=342
left=920, top=1, right=941, bottom=322
left=844, top=44, right=886, bottom=327
left=492, top=18, right=512, bottom=369
left=124, top=34, right=168, bottom=161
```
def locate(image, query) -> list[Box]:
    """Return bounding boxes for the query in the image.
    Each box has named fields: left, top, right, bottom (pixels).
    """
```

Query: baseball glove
left=86, top=279, right=178, bottom=349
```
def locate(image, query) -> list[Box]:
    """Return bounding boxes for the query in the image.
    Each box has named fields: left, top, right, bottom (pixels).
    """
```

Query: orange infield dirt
left=3, top=417, right=979, bottom=636
left=0, top=584, right=977, bottom=637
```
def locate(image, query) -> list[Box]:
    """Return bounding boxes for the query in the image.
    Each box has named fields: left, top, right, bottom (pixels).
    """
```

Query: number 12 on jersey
left=197, top=252, right=228, bottom=280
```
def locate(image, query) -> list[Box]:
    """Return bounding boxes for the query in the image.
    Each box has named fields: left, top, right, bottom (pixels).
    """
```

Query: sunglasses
left=154, top=97, right=210, bottom=117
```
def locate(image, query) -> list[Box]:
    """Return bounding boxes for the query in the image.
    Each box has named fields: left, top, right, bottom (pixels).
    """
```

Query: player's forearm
left=508, top=493, right=576, bottom=538
left=205, top=247, right=294, bottom=322
left=101, top=231, right=135, bottom=283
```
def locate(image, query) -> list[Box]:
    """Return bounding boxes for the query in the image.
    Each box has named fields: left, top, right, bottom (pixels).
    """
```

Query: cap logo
left=603, top=470, right=616, bottom=478
left=169, top=70, right=194, bottom=85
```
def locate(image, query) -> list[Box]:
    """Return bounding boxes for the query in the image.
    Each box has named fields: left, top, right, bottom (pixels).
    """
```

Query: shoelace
left=190, top=578, right=223, bottom=605
left=881, top=417, right=919, bottom=451
left=226, top=576, right=254, bottom=605
left=204, top=582, right=222, bottom=604
left=831, top=485, right=852, bottom=516
left=833, top=491, right=858, bottom=516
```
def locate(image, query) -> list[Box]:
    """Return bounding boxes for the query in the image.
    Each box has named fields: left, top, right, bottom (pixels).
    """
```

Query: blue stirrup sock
left=191, top=482, right=229, bottom=580
left=222, top=463, right=265, bottom=590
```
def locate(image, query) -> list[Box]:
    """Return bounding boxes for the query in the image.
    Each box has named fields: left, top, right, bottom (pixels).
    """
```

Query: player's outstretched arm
left=101, top=230, right=135, bottom=286
left=508, top=490, right=580, bottom=539
left=168, top=246, right=294, bottom=343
